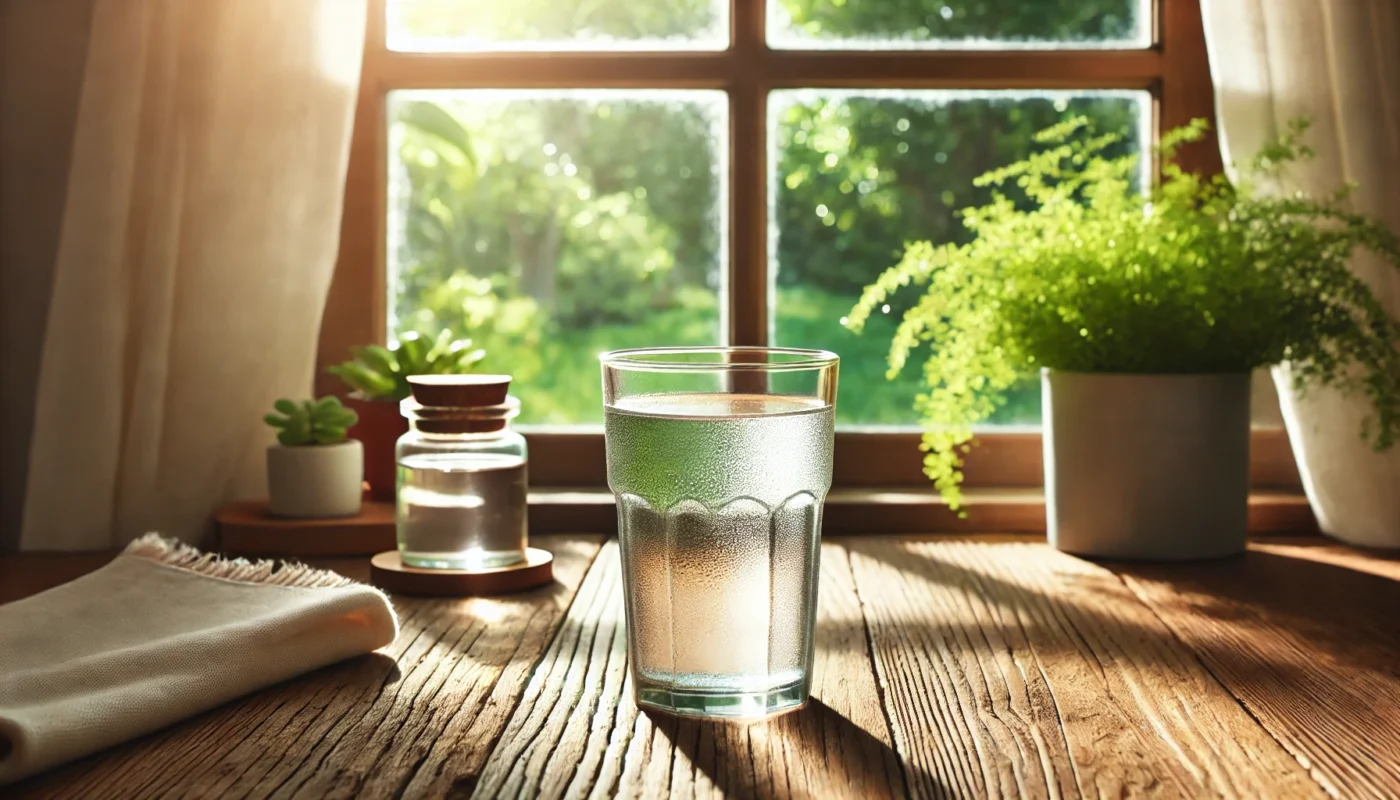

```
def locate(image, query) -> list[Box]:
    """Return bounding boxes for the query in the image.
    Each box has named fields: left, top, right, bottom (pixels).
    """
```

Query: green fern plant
left=848, top=117, right=1400, bottom=509
left=327, top=330, right=486, bottom=402
left=264, top=397, right=359, bottom=446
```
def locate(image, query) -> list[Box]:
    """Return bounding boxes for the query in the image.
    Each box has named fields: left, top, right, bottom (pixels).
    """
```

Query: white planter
left=1043, top=370, right=1251, bottom=560
left=1273, top=363, right=1400, bottom=549
left=266, top=440, right=364, bottom=518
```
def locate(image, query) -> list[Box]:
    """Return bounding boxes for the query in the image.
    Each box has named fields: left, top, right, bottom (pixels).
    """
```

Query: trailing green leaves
left=849, top=117, right=1400, bottom=508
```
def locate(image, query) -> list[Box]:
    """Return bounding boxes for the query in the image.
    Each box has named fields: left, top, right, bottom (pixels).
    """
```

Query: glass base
left=635, top=679, right=809, bottom=721
left=399, top=548, right=525, bottom=571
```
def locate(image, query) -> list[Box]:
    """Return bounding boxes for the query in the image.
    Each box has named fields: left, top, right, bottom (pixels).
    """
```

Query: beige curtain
left=6, top=0, right=367, bottom=550
left=1202, top=0, right=1400, bottom=547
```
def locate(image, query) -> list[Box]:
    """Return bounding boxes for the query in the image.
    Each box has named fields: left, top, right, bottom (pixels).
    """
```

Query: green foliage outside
left=774, top=0, right=1143, bottom=44
left=391, top=0, right=1144, bottom=47
left=264, top=397, right=359, bottom=446
left=387, top=0, right=1153, bottom=426
left=391, top=0, right=721, bottom=45
left=849, top=118, right=1400, bottom=507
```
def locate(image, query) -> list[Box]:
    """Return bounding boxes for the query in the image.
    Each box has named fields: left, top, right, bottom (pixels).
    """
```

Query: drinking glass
left=601, top=347, right=838, bottom=719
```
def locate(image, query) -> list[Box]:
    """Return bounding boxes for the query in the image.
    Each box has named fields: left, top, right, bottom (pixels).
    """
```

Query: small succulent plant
left=327, top=330, right=486, bottom=402
left=264, top=397, right=359, bottom=446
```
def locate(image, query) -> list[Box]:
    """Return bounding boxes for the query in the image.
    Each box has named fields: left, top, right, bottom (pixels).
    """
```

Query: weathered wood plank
left=470, top=541, right=905, bottom=800
left=844, top=538, right=1323, bottom=799
left=7, top=535, right=605, bottom=800
left=10, top=535, right=1396, bottom=799
left=1114, top=543, right=1400, bottom=799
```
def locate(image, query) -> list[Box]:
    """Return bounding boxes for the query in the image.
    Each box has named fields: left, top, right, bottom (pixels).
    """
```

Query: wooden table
left=4, top=535, right=1399, bottom=799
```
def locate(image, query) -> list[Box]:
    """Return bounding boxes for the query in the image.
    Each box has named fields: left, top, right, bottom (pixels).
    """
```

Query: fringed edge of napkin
left=123, top=534, right=360, bottom=589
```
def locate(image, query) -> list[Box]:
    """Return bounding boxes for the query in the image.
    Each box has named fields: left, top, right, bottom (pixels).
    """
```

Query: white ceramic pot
left=266, top=440, right=364, bottom=518
left=1042, top=370, right=1251, bottom=560
left=1272, top=363, right=1400, bottom=549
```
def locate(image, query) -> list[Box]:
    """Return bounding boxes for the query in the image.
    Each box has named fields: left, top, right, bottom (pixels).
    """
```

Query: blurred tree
left=393, top=0, right=721, bottom=43
left=772, top=94, right=1140, bottom=296
left=389, top=0, right=1146, bottom=423
left=773, top=0, right=1140, bottom=43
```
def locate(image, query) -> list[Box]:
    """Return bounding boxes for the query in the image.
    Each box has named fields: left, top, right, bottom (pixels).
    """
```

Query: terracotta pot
left=266, top=440, right=363, bottom=518
left=345, top=396, right=409, bottom=501
left=1042, top=369, right=1251, bottom=561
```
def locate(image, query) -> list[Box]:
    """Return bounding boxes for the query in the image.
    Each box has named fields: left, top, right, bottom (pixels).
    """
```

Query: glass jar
left=395, top=376, right=528, bottom=570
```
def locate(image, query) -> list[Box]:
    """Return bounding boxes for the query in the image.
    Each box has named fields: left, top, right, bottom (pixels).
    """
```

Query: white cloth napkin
left=0, top=535, right=398, bottom=784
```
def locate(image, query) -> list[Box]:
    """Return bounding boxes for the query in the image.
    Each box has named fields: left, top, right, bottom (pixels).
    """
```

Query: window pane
left=389, top=0, right=728, bottom=51
left=768, top=0, right=1149, bottom=49
left=390, top=90, right=726, bottom=424
left=769, top=90, right=1149, bottom=427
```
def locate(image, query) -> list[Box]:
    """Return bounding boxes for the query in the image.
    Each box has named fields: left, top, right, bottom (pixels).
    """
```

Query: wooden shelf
left=215, top=500, right=394, bottom=557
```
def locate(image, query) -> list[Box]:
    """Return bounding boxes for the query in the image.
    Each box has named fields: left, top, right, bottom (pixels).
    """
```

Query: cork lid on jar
left=402, top=375, right=517, bottom=433
left=407, top=374, right=511, bottom=408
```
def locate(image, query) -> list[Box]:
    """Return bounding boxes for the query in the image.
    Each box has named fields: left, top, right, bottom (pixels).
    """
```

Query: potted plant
left=263, top=396, right=363, bottom=518
left=328, top=330, right=485, bottom=500
left=848, top=117, right=1399, bottom=560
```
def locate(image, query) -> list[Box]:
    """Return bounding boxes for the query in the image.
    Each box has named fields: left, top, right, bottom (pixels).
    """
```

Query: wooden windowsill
left=530, top=487, right=1317, bottom=535
left=209, top=489, right=1315, bottom=558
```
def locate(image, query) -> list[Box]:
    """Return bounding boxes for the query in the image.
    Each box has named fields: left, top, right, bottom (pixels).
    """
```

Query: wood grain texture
left=9, top=535, right=1399, bottom=799
left=1115, top=545, right=1400, bottom=799
left=844, top=538, right=1322, bottom=799
left=471, top=541, right=905, bottom=799
left=6, top=536, right=604, bottom=800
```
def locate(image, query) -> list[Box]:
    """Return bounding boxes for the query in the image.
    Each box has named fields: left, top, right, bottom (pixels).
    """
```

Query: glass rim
left=600, top=346, right=839, bottom=373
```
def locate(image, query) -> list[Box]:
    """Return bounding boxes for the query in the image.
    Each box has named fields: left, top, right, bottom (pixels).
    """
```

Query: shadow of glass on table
left=643, top=697, right=932, bottom=800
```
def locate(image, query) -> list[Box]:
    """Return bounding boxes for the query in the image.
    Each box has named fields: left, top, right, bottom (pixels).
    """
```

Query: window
left=321, top=0, right=1244, bottom=493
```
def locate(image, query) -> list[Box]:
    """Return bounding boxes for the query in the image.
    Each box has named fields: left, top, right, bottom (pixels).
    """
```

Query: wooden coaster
left=370, top=548, right=554, bottom=596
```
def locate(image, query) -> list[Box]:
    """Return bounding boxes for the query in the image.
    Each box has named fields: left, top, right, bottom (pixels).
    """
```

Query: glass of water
left=601, top=347, right=838, bottom=719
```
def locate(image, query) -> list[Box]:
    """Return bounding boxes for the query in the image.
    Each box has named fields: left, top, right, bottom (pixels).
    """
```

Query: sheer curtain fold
left=1203, top=0, right=1400, bottom=547
left=16, top=0, right=368, bottom=550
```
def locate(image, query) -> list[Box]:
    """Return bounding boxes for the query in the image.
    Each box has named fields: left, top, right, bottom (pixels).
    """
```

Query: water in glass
left=605, top=391, right=834, bottom=718
left=397, top=452, right=528, bottom=569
